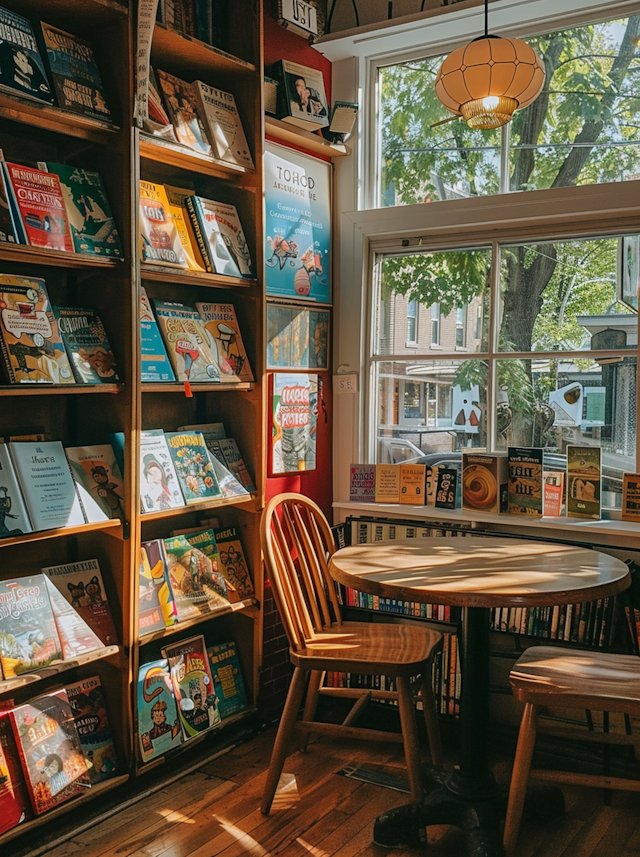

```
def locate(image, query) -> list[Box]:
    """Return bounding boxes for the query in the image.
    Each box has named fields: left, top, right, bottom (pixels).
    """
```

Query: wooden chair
left=260, top=493, right=444, bottom=815
left=503, top=645, right=640, bottom=857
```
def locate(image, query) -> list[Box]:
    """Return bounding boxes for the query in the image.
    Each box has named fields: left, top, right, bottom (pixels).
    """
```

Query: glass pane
left=376, top=359, right=489, bottom=462
left=510, top=16, right=640, bottom=193
left=376, top=248, right=491, bottom=355
left=495, top=357, right=636, bottom=509
left=499, top=236, right=638, bottom=352
left=379, top=59, right=501, bottom=207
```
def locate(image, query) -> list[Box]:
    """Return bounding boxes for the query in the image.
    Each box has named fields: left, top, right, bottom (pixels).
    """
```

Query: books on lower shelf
left=164, top=635, right=221, bottom=740
left=186, top=196, right=253, bottom=279
left=489, top=598, right=616, bottom=649
left=137, top=659, right=182, bottom=762
left=42, top=558, right=118, bottom=647
left=0, top=575, right=63, bottom=678
left=66, top=675, right=119, bottom=784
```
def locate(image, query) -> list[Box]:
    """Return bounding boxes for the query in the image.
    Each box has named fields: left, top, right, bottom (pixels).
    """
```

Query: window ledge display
left=265, top=116, right=349, bottom=157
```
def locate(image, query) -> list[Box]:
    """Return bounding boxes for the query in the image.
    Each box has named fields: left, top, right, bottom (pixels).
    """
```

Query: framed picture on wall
left=266, top=303, right=330, bottom=370
left=264, top=142, right=331, bottom=304
left=269, top=372, right=318, bottom=474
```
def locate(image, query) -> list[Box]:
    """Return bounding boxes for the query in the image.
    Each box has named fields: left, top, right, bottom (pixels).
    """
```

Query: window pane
left=376, top=249, right=491, bottom=355
left=499, top=236, right=638, bottom=352
left=495, top=357, right=636, bottom=509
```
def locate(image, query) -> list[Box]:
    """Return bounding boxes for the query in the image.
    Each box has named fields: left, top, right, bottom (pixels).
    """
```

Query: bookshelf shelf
left=139, top=134, right=249, bottom=180
left=140, top=265, right=255, bottom=289
left=0, top=90, right=119, bottom=143
left=140, top=493, right=255, bottom=522
left=141, top=382, right=253, bottom=393
left=152, top=24, right=255, bottom=79
left=0, top=519, right=121, bottom=549
left=0, top=243, right=121, bottom=270
left=0, top=384, right=123, bottom=396
left=0, top=645, right=121, bottom=698
left=18, top=0, right=127, bottom=27
left=265, top=116, right=349, bottom=158
left=139, top=599, right=258, bottom=644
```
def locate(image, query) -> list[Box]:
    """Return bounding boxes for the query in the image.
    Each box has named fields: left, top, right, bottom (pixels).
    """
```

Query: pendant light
left=434, top=0, right=545, bottom=130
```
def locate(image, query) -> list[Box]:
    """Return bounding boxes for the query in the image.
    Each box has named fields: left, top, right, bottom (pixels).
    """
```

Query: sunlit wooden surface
left=329, top=537, right=630, bottom=608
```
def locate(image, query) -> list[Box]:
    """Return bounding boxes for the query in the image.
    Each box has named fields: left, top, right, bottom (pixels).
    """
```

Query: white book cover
left=0, top=442, right=32, bottom=537
left=10, top=440, right=85, bottom=530
left=140, top=430, right=184, bottom=513
left=66, top=444, right=125, bottom=523
left=193, top=82, right=254, bottom=170
left=190, top=197, right=253, bottom=278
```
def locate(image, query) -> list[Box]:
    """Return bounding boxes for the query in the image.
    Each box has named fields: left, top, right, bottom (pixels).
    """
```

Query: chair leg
left=261, top=666, right=309, bottom=815
left=300, top=670, right=323, bottom=751
left=397, top=675, right=423, bottom=802
left=503, top=703, right=539, bottom=857
left=418, top=673, right=443, bottom=768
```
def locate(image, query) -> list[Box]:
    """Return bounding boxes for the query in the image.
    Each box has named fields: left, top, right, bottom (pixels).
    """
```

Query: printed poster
left=270, top=373, right=317, bottom=474
left=264, top=143, right=330, bottom=304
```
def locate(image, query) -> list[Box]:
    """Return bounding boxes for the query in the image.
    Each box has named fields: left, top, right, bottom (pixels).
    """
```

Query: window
left=455, top=306, right=466, bottom=348
left=431, top=303, right=440, bottom=345
left=406, top=298, right=418, bottom=343
left=475, top=307, right=483, bottom=341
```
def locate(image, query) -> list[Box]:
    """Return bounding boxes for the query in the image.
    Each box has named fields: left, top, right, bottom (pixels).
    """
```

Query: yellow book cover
left=622, top=473, right=640, bottom=522
left=399, top=463, right=426, bottom=505
left=375, top=464, right=400, bottom=504
left=139, top=180, right=187, bottom=268
left=164, top=185, right=205, bottom=272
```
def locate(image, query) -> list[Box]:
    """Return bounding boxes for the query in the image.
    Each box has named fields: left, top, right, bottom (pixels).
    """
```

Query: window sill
left=430, top=344, right=443, bottom=350
left=405, top=341, right=419, bottom=348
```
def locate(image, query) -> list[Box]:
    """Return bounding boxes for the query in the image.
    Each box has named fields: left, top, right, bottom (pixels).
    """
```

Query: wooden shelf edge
left=139, top=599, right=257, bottom=643
left=139, top=135, right=249, bottom=179
left=141, top=382, right=253, bottom=393
left=0, top=89, right=119, bottom=142
left=0, top=646, right=121, bottom=697
left=0, top=519, right=121, bottom=549
left=266, top=117, right=349, bottom=158
left=0, top=384, right=123, bottom=396
left=0, top=243, right=122, bottom=269
left=140, top=493, right=256, bottom=521
left=141, top=264, right=255, bottom=288
left=152, top=24, right=255, bottom=73
left=0, top=774, right=130, bottom=846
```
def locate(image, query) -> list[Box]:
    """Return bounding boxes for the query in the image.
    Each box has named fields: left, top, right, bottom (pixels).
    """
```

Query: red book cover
left=5, top=162, right=73, bottom=252
left=0, top=712, right=32, bottom=834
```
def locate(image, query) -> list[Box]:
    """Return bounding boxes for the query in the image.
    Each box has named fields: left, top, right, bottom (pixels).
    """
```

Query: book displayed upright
left=0, top=712, right=32, bottom=834
left=192, top=81, right=254, bottom=169
left=399, top=463, right=426, bottom=505
left=163, top=184, right=205, bottom=272
left=66, top=675, right=118, bottom=783
left=462, top=453, right=508, bottom=514
left=566, top=446, right=601, bottom=519
left=186, top=196, right=253, bottom=278
left=141, top=539, right=177, bottom=628
left=164, top=431, right=221, bottom=505
left=139, top=180, right=187, bottom=268
left=349, top=464, right=375, bottom=502
left=162, top=533, right=230, bottom=620
left=164, top=635, right=220, bottom=740
left=55, top=308, right=119, bottom=384
left=270, top=373, right=317, bottom=474
left=3, top=161, right=72, bottom=251
left=10, top=440, right=85, bottom=530
left=374, top=464, right=400, bottom=504
left=0, top=575, right=62, bottom=677
left=137, top=659, right=182, bottom=761
left=214, top=525, right=254, bottom=599
left=140, top=286, right=175, bottom=382
left=140, top=429, right=185, bottom=513
left=271, top=59, right=329, bottom=130
left=156, top=70, right=211, bottom=154
left=0, top=159, right=17, bottom=244
left=138, top=545, right=167, bottom=635
left=435, top=468, right=458, bottom=509
left=507, top=447, right=543, bottom=516
left=0, top=442, right=32, bottom=538
left=196, top=302, right=254, bottom=383
left=43, top=576, right=103, bottom=660
left=218, top=438, right=255, bottom=492
left=206, top=641, right=249, bottom=720
left=543, top=471, right=565, bottom=517
left=152, top=300, right=221, bottom=384
left=0, top=8, right=54, bottom=103
left=622, top=473, right=640, bottom=522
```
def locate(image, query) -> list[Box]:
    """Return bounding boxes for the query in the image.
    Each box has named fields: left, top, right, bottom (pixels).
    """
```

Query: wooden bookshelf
left=265, top=116, right=349, bottom=158
left=0, top=519, right=122, bottom=549
left=140, top=493, right=255, bottom=521
left=151, top=24, right=256, bottom=79
left=0, top=384, right=123, bottom=396
left=0, top=243, right=122, bottom=268
left=138, top=599, right=258, bottom=643
left=141, top=381, right=253, bottom=393
left=0, top=89, right=119, bottom=142
left=0, top=646, right=121, bottom=696
left=139, top=134, right=249, bottom=180
left=141, top=265, right=255, bottom=289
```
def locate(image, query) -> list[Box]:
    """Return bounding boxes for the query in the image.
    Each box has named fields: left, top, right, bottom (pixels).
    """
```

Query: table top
left=328, top=536, right=630, bottom=609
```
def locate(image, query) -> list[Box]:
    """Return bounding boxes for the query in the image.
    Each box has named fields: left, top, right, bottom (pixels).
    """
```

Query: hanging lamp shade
left=435, top=35, right=545, bottom=129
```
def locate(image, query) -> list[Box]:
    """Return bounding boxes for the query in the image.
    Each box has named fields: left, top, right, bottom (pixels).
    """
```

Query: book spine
left=185, top=197, right=214, bottom=273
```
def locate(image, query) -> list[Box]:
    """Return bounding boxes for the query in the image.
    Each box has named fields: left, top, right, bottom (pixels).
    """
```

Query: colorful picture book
left=0, top=8, right=53, bottom=104
left=145, top=67, right=178, bottom=140
left=164, top=635, right=220, bottom=740
left=196, top=302, right=254, bottom=383
left=139, top=180, right=187, bottom=268
left=272, top=59, right=329, bottom=131
left=3, top=161, right=72, bottom=251
left=138, top=545, right=166, bottom=635
left=0, top=575, right=62, bottom=677
left=566, top=445, right=601, bottom=519
left=42, top=558, right=118, bottom=646
left=181, top=528, right=238, bottom=602
left=152, top=300, right=220, bottom=384
left=218, top=438, right=255, bottom=493
left=43, top=576, right=103, bottom=660
left=178, top=424, right=249, bottom=498
left=214, top=526, right=254, bottom=599
left=55, top=308, right=119, bottom=384
left=10, top=440, right=85, bottom=530
left=141, top=539, right=177, bottom=630
left=164, top=431, right=221, bottom=505
left=37, top=24, right=111, bottom=122
left=137, top=658, right=182, bottom=761
left=206, top=641, right=248, bottom=720
left=0, top=158, right=17, bottom=244
left=0, top=274, right=75, bottom=384
left=66, top=675, right=118, bottom=783
left=186, top=196, right=253, bottom=278
left=0, top=442, right=32, bottom=537
left=140, top=429, right=184, bottom=512
left=140, top=286, right=175, bottom=382
left=349, top=464, right=375, bottom=502
left=267, top=306, right=330, bottom=370
left=192, top=81, right=254, bottom=169
left=163, top=184, right=205, bottom=272
left=270, top=373, right=317, bottom=474
left=543, top=471, right=565, bottom=517
left=507, top=447, right=543, bottom=517
left=162, top=533, right=230, bottom=620
left=156, top=70, right=211, bottom=154
left=0, top=712, right=32, bottom=834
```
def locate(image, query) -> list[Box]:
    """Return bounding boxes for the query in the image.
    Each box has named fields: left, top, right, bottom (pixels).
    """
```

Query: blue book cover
left=206, top=641, right=249, bottom=720
left=66, top=675, right=119, bottom=783
left=137, top=659, right=182, bottom=761
left=140, top=287, right=175, bottom=382
left=0, top=8, right=53, bottom=103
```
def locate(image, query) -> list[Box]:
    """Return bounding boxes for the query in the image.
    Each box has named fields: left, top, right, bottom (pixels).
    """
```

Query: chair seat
left=291, top=620, right=443, bottom=677
left=509, top=645, right=640, bottom=715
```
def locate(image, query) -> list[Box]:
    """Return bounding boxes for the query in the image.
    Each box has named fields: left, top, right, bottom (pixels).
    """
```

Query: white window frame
left=406, top=297, right=418, bottom=345
left=430, top=303, right=440, bottom=346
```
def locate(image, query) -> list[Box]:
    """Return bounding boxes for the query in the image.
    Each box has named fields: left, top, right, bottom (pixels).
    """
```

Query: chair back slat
left=292, top=503, right=333, bottom=628
left=306, top=509, right=342, bottom=625
left=267, top=526, right=304, bottom=650
left=271, top=511, right=314, bottom=647
left=282, top=502, right=325, bottom=631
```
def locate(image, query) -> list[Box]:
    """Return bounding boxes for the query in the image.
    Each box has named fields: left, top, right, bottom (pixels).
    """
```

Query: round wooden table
left=329, top=536, right=630, bottom=857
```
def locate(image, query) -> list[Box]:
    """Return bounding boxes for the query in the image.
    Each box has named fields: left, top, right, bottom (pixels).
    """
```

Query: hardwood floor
left=23, top=727, right=640, bottom=857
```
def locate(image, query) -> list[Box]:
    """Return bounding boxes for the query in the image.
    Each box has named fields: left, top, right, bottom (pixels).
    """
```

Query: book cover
left=0, top=157, right=17, bottom=244
left=140, top=429, right=184, bottom=512
left=10, top=689, right=90, bottom=814
left=272, top=59, right=329, bottom=130
left=567, top=446, right=601, bottom=520
left=507, top=447, right=543, bottom=516
left=270, top=373, right=317, bottom=474
left=10, top=440, right=85, bottom=530
left=192, top=81, right=254, bottom=169
left=138, top=545, right=166, bottom=635
left=4, top=162, right=72, bottom=251
left=38, top=24, right=111, bottom=122
left=374, top=464, right=400, bottom=504
left=186, top=196, right=253, bottom=278
left=140, top=286, right=175, bottom=382
left=164, top=635, right=221, bottom=739
left=137, top=659, right=182, bottom=761
left=0, top=274, right=75, bottom=384
left=0, top=442, right=32, bottom=537
left=0, top=712, right=32, bottom=834
left=349, top=464, right=375, bottom=502
left=218, top=438, right=255, bottom=493
left=41, top=558, right=118, bottom=646
left=65, top=675, right=118, bottom=783
left=162, top=534, right=230, bottom=620
left=622, top=473, right=640, bottom=522
left=462, top=453, right=508, bottom=514
left=435, top=467, right=458, bottom=510
left=0, top=8, right=53, bottom=103
left=141, top=539, right=177, bottom=628
left=266, top=305, right=293, bottom=369
left=44, top=164, right=122, bottom=257
left=66, top=444, right=124, bottom=522
left=399, top=463, right=426, bottom=505
left=308, top=309, right=329, bottom=370
left=206, top=641, right=249, bottom=720
left=156, top=70, right=211, bottom=154
left=164, top=431, right=221, bottom=504
left=425, top=465, right=438, bottom=507
left=152, top=300, right=221, bottom=384
left=145, top=67, right=178, bottom=141
left=163, top=184, right=205, bottom=272
left=139, top=180, right=187, bottom=268
left=196, top=302, right=254, bottom=383
left=55, top=308, right=119, bottom=384
left=0, top=575, right=62, bottom=677
left=179, top=530, right=237, bottom=604
left=43, top=576, right=103, bottom=660
left=543, top=471, right=564, bottom=517
left=213, top=525, right=254, bottom=599
left=202, top=440, right=249, bottom=499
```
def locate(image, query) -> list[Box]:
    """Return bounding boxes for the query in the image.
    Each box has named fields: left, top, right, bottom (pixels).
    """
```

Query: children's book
left=186, top=196, right=253, bottom=278
left=164, top=635, right=220, bottom=740
left=138, top=545, right=166, bottom=635
left=41, top=558, right=118, bottom=646
left=0, top=8, right=53, bottom=103
left=0, top=274, right=75, bottom=384
left=66, top=444, right=124, bottom=522
left=0, top=575, right=62, bottom=677
left=140, top=286, right=175, bottom=382
left=0, top=442, right=32, bottom=538
left=374, top=464, right=400, bottom=504
left=270, top=373, right=317, bottom=474
left=507, top=447, right=543, bottom=517
left=4, top=162, right=72, bottom=251
left=162, top=533, right=230, bottom=620
left=164, top=431, right=221, bottom=504
left=10, top=440, right=85, bottom=530
left=399, top=463, right=426, bottom=505
left=204, top=444, right=249, bottom=498
left=137, top=659, right=182, bottom=761
left=195, top=302, right=254, bottom=383
left=55, top=308, right=120, bottom=383
left=349, top=464, right=375, bottom=502
left=140, top=429, right=184, bottom=512
left=10, top=689, right=90, bottom=814
left=543, top=471, right=565, bottom=517
left=206, top=641, right=249, bottom=720
left=214, top=526, right=254, bottom=599
left=43, top=576, right=103, bottom=660
left=139, top=180, right=187, bottom=268
left=156, top=70, right=211, bottom=154
left=192, top=81, right=254, bottom=169
left=218, top=438, right=255, bottom=493
left=66, top=675, right=118, bottom=783
left=141, top=539, right=177, bottom=627
left=37, top=24, right=111, bottom=122
left=43, top=164, right=122, bottom=257
left=163, top=184, right=205, bottom=272
left=152, top=300, right=220, bottom=384
left=566, top=446, right=601, bottom=520
left=0, top=712, right=32, bottom=834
